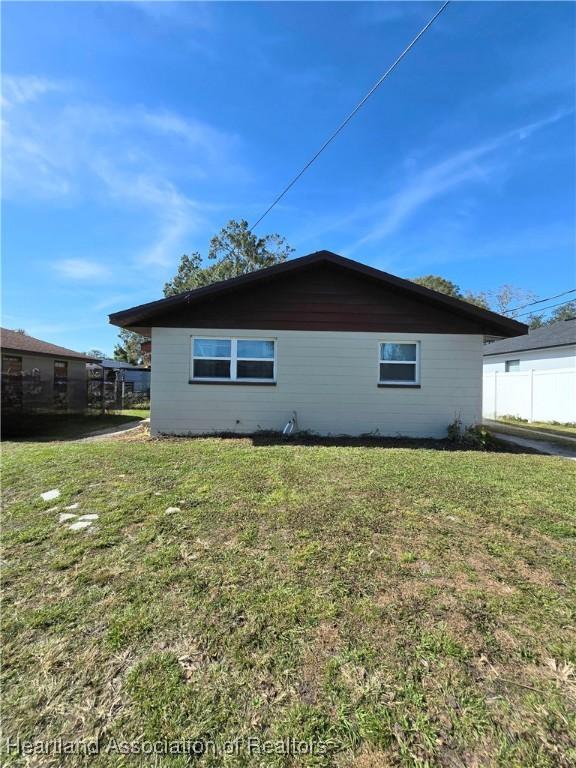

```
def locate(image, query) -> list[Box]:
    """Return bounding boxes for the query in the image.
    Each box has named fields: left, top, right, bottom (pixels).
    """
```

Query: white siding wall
left=482, top=345, right=576, bottom=423
left=150, top=328, right=483, bottom=438
left=483, top=345, right=576, bottom=372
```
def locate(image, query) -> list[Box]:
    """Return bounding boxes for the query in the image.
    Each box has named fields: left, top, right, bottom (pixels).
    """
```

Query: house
left=1, top=328, right=97, bottom=413
left=483, top=318, right=576, bottom=423
left=93, top=359, right=151, bottom=395
left=86, top=358, right=151, bottom=410
left=109, top=251, right=527, bottom=438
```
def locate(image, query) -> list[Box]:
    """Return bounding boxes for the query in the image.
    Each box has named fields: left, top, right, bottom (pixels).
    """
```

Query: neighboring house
left=483, top=318, right=576, bottom=423
left=0, top=328, right=97, bottom=413
left=109, top=251, right=526, bottom=438
left=94, top=359, right=151, bottom=394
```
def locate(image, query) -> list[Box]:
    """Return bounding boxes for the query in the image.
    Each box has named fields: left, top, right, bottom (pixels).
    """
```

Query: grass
left=2, top=433, right=575, bottom=767
left=110, top=408, right=151, bottom=419
left=1, top=410, right=149, bottom=441
left=494, top=417, right=576, bottom=438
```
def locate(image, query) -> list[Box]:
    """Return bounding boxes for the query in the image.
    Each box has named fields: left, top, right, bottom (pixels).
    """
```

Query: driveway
left=484, top=419, right=576, bottom=459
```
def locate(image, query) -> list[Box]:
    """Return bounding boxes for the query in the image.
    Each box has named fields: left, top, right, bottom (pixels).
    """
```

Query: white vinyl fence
left=483, top=368, right=576, bottom=423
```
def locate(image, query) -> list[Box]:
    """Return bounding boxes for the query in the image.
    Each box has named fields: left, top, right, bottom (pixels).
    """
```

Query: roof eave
left=484, top=340, right=576, bottom=356
left=0, top=345, right=99, bottom=362
left=109, top=251, right=529, bottom=338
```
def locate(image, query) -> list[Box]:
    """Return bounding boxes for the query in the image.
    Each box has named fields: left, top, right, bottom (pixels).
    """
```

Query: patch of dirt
left=109, top=424, right=151, bottom=442
left=508, top=558, right=556, bottom=588
left=299, top=621, right=341, bottom=704
left=374, top=579, right=427, bottom=606
left=462, top=554, right=518, bottom=595
left=342, top=748, right=396, bottom=767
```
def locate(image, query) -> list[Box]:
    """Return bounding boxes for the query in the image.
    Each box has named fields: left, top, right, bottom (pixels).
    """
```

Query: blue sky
left=2, top=1, right=575, bottom=354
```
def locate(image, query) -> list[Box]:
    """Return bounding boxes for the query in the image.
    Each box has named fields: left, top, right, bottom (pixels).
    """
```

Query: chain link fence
left=88, top=368, right=150, bottom=412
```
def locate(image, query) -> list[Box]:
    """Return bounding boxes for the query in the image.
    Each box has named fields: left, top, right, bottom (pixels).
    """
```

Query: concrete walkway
left=77, top=418, right=149, bottom=442
left=484, top=420, right=576, bottom=459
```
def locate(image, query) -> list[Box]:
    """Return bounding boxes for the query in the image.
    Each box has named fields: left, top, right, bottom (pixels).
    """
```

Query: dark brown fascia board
left=109, top=250, right=528, bottom=338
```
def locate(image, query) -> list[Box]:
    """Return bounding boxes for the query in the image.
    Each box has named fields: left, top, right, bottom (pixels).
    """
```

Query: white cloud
left=347, top=110, right=572, bottom=252
left=1, top=74, right=65, bottom=109
left=92, top=163, right=206, bottom=266
left=54, top=259, right=111, bottom=281
left=2, top=75, right=250, bottom=267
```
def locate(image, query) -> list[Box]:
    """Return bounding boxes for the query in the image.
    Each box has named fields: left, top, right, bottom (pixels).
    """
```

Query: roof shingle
left=483, top=318, right=576, bottom=356
left=0, top=328, right=97, bottom=361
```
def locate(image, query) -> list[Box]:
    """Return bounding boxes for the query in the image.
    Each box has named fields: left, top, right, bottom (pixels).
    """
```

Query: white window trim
left=378, top=341, right=420, bottom=386
left=191, top=337, right=277, bottom=382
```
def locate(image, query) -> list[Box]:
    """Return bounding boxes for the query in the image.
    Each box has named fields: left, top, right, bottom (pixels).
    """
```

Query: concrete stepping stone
left=69, top=520, right=93, bottom=531
left=41, top=489, right=60, bottom=502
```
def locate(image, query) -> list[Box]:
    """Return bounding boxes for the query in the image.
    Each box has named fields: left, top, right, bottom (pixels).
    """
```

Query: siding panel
left=149, top=265, right=504, bottom=334
left=151, top=328, right=483, bottom=438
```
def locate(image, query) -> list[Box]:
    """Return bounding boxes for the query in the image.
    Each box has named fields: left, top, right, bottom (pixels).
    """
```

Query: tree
left=85, top=349, right=108, bottom=360
left=162, top=252, right=210, bottom=297
left=488, top=285, right=537, bottom=317
left=412, top=275, right=462, bottom=298
left=114, top=329, right=148, bottom=366
left=547, top=300, right=576, bottom=323
left=163, top=219, right=294, bottom=297
left=412, top=274, right=536, bottom=314
left=413, top=275, right=489, bottom=309
left=462, top=290, right=490, bottom=309
left=527, top=313, right=546, bottom=329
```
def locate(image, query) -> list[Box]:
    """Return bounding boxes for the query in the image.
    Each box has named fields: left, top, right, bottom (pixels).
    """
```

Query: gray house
left=96, top=359, right=151, bottom=394
left=1, top=328, right=96, bottom=413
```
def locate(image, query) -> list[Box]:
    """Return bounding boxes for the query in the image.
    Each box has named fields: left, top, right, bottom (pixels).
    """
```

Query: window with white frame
left=191, top=338, right=276, bottom=381
left=379, top=342, right=420, bottom=385
left=505, top=359, right=520, bottom=372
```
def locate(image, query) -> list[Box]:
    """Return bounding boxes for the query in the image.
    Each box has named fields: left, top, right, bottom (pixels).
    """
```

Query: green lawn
left=2, top=436, right=575, bottom=767
left=1, top=410, right=149, bottom=441
left=110, top=408, right=151, bottom=420
left=494, top=417, right=576, bottom=439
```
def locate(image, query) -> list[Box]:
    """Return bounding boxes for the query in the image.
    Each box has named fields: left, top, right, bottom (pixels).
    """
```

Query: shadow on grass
left=2, top=412, right=146, bottom=442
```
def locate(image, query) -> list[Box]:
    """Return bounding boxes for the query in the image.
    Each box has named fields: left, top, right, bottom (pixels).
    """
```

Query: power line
left=508, top=288, right=576, bottom=313
left=250, top=0, right=451, bottom=231
left=516, top=297, right=576, bottom=319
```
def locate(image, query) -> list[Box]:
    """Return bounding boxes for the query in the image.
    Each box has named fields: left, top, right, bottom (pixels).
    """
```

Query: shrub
left=447, top=416, right=493, bottom=450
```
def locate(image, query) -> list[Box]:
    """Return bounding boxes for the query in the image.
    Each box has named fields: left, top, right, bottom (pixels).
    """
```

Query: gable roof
left=109, top=250, right=528, bottom=338
left=483, top=318, right=576, bottom=356
left=0, top=328, right=98, bottom=361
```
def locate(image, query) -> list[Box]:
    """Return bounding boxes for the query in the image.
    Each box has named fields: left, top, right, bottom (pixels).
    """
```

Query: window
left=54, top=360, right=68, bottom=407
left=379, top=342, right=419, bottom=386
left=2, top=355, right=23, bottom=409
left=191, top=338, right=275, bottom=382
left=505, top=359, right=520, bottom=372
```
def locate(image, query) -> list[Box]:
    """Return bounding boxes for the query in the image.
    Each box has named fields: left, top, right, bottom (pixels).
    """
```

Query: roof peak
left=109, top=250, right=528, bottom=339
